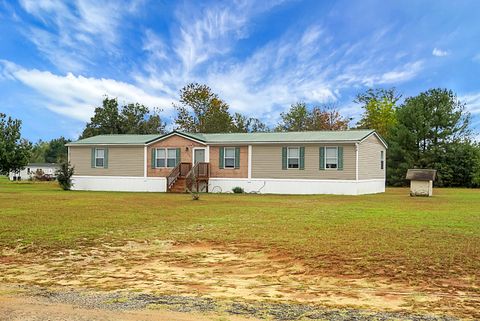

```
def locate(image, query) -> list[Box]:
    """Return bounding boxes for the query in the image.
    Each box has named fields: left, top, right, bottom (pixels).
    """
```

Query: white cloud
left=459, top=92, right=480, bottom=142
left=202, top=30, right=338, bottom=117
left=378, top=61, right=424, bottom=84
left=336, top=59, right=424, bottom=87
left=142, top=29, right=168, bottom=61
left=136, top=5, right=425, bottom=123
left=461, top=92, right=480, bottom=115
left=301, top=25, right=324, bottom=46
left=18, top=0, right=143, bottom=72
left=170, top=1, right=284, bottom=74
left=172, top=3, right=247, bottom=73
left=6, top=1, right=428, bottom=130
left=432, top=48, right=449, bottom=57
left=1, top=60, right=173, bottom=121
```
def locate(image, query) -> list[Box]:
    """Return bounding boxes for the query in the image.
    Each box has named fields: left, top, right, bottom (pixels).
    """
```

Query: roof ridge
left=199, top=129, right=374, bottom=135
left=68, top=130, right=385, bottom=147
left=91, top=133, right=161, bottom=136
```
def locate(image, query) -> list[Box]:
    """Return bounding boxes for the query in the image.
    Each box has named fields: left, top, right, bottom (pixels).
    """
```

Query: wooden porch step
left=168, top=177, right=186, bottom=193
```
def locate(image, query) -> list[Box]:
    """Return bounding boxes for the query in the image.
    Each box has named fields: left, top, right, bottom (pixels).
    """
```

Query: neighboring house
left=9, top=163, right=59, bottom=181
left=66, top=129, right=387, bottom=195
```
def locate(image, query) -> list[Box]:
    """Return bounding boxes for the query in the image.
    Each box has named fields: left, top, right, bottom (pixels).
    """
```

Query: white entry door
left=193, top=148, right=206, bottom=164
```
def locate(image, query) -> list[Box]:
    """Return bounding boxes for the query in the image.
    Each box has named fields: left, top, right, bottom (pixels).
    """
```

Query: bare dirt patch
left=0, top=241, right=478, bottom=319
left=0, top=294, right=257, bottom=321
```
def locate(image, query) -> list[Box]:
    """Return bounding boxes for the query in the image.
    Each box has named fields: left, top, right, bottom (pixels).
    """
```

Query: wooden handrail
left=196, top=162, right=209, bottom=178
left=186, top=162, right=209, bottom=192
left=167, top=162, right=192, bottom=190
left=167, top=162, right=181, bottom=189
left=179, top=162, right=192, bottom=176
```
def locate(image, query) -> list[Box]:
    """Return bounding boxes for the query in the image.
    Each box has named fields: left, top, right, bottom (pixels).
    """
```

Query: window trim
left=325, top=146, right=338, bottom=170
left=223, top=147, right=236, bottom=169
left=287, top=146, right=300, bottom=169
left=155, top=147, right=178, bottom=168
left=94, top=148, right=105, bottom=168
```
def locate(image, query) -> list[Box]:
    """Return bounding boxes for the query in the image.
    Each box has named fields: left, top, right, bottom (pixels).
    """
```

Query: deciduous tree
left=174, top=83, right=233, bottom=133
left=0, top=113, right=31, bottom=175
left=276, top=102, right=350, bottom=131
left=120, top=104, right=165, bottom=134
left=309, top=105, right=350, bottom=130
left=30, top=140, right=50, bottom=163
left=355, top=88, right=400, bottom=140
left=276, top=102, right=310, bottom=131
left=232, top=113, right=270, bottom=133
left=81, top=97, right=165, bottom=138
left=45, top=137, right=71, bottom=163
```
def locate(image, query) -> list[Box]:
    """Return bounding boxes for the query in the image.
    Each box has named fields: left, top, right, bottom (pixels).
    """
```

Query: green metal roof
left=67, top=134, right=162, bottom=145
left=68, top=130, right=382, bottom=146
left=178, top=129, right=377, bottom=143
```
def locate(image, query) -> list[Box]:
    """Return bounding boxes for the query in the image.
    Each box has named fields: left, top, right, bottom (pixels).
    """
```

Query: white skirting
left=71, top=176, right=166, bottom=192
left=208, top=178, right=385, bottom=195
left=71, top=176, right=385, bottom=195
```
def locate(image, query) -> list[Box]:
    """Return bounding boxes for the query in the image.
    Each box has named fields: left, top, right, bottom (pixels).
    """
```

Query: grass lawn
left=0, top=177, right=479, bottom=317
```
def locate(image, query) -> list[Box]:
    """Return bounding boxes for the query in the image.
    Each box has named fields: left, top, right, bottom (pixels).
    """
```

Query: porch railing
left=167, top=162, right=181, bottom=190
left=186, top=162, right=210, bottom=193
left=167, top=162, right=210, bottom=192
left=167, top=162, right=193, bottom=190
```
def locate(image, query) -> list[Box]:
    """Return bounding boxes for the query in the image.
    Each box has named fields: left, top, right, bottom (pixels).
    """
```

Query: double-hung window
left=325, top=147, right=338, bottom=169
left=155, top=149, right=166, bottom=167
left=95, top=148, right=105, bottom=168
left=155, top=148, right=178, bottom=168
left=380, top=151, right=384, bottom=170
left=167, top=149, right=177, bottom=167
left=287, top=147, right=300, bottom=169
left=224, top=147, right=236, bottom=168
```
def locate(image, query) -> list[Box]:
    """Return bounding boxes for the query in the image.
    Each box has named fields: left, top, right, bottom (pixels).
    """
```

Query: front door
left=193, top=148, right=206, bottom=164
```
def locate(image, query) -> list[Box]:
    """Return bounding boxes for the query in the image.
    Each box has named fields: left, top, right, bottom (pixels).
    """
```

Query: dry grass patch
left=0, top=178, right=479, bottom=318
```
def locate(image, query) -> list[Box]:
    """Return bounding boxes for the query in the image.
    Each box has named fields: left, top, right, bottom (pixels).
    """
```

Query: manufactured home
left=9, top=163, right=59, bottom=181
left=66, top=130, right=387, bottom=195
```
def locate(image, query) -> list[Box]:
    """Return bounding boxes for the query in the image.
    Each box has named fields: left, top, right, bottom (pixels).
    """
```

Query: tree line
left=1, top=83, right=478, bottom=187
left=354, top=88, right=478, bottom=187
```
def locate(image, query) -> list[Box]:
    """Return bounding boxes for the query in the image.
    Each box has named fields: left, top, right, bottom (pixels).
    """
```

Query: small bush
left=232, top=186, right=244, bottom=193
left=33, top=169, right=54, bottom=181
left=56, top=162, right=75, bottom=190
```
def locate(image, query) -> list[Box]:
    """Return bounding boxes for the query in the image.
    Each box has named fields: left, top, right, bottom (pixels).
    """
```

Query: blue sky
left=1, top=0, right=480, bottom=141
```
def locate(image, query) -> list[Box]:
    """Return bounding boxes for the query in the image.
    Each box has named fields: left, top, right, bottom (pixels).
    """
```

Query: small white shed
left=406, top=169, right=437, bottom=197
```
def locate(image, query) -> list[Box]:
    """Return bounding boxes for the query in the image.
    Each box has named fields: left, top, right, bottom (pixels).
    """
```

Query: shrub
left=56, top=162, right=75, bottom=190
left=232, top=186, right=244, bottom=193
left=33, top=169, right=53, bottom=181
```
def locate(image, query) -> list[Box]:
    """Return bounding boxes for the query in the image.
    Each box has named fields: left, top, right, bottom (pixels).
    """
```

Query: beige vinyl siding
left=70, top=146, right=144, bottom=177
left=251, top=144, right=356, bottom=180
left=358, top=134, right=386, bottom=180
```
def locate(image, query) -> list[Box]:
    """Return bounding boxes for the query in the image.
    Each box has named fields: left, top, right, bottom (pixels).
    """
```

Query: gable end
left=146, top=131, right=207, bottom=146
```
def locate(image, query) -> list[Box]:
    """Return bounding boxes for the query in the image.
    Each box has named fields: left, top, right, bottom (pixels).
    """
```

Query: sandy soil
left=0, top=294, right=258, bottom=321
left=0, top=241, right=478, bottom=319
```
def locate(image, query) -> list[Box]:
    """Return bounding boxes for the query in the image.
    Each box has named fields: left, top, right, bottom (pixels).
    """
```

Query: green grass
left=1, top=177, right=479, bottom=282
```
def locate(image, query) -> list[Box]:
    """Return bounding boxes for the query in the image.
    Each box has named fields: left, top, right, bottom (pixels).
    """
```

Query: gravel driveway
left=0, top=285, right=461, bottom=321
